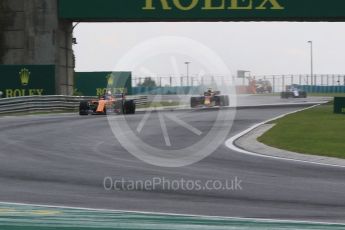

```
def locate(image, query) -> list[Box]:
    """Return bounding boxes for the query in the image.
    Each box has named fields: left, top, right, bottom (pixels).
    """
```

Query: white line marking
left=0, top=201, right=344, bottom=226
left=225, top=103, right=345, bottom=169
left=137, top=110, right=152, bottom=133
left=165, top=113, right=202, bottom=136
left=159, top=113, right=171, bottom=146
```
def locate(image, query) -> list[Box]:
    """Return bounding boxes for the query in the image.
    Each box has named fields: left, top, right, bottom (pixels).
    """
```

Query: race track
left=0, top=104, right=344, bottom=223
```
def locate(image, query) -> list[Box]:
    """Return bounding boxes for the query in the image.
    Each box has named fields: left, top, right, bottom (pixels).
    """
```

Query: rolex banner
left=0, top=65, right=55, bottom=98
left=74, top=72, right=132, bottom=96
left=59, top=0, right=345, bottom=22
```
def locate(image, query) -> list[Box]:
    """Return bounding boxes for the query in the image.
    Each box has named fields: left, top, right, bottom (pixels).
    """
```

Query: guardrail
left=0, top=95, right=148, bottom=115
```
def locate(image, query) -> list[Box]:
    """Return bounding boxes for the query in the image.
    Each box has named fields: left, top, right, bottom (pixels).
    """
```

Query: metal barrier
left=0, top=95, right=148, bottom=115
left=132, top=74, right=345, bottom=94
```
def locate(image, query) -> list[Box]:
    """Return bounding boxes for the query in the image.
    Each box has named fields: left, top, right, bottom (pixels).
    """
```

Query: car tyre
left=79, top=101, right=89, bottom=115
left=124, top=100, right=136, bottom=114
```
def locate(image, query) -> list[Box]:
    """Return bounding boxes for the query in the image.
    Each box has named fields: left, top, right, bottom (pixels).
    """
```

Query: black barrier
left=334, top=97, right=345, bottom=114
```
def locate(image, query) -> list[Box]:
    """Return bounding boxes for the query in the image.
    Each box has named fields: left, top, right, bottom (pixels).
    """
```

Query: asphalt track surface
left=0, top=105, right=344, bottom=224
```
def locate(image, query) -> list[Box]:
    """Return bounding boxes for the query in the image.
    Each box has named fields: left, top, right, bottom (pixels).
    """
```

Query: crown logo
left=106, top=74, right=114, bottom=86
left=19, top=68, right=30, bottom=86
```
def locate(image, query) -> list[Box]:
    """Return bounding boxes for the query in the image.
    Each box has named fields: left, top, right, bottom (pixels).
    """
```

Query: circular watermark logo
left=107, top=36, right=237, bottom=167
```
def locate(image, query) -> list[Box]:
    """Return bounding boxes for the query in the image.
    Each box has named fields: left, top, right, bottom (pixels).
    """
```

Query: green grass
left=258, top=104, right=345, bottom=159
left=252, top=93, right=280, bottom=96
left=137, top=101, right=183, bottom=109
left=308, top=93, right=345, bottom=97
left=0, top=110, right=77, bottom=117
left=253, top=93, right=345, bottom=97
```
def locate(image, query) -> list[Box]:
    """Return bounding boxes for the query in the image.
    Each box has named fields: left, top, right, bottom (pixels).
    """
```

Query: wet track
left=0, top=102, right=344, bottom=223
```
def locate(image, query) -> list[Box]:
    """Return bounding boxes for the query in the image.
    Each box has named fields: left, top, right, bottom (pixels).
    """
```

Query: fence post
left=282, top=75, right=285, bottom=92
left=306, top=75, right=308, bottom=85
left=315, top=75, right=317, bottom=86
left=299, top=75, right=302, bottom=85
left=272, top=76, right=276, bottom=93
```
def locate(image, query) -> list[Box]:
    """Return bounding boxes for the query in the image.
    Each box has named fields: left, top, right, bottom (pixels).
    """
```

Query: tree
left=138, top=77, right=157, bottom=87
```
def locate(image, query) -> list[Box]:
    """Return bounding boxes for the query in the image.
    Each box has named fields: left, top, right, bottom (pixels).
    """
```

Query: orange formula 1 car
left=79, top=93, right=135, bottom=115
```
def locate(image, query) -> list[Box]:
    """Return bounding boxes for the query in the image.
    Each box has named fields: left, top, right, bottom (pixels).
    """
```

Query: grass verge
left=308, top=93, right=345, bottom=97
left=258, top=103, right=345, bottom=159
left=137, top=101, right=183, bottom=109
left=253, top=93, right=345, bottom=97
left=0, top=110, right=77, bottom=117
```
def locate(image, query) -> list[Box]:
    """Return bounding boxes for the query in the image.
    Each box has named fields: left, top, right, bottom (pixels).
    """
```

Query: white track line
left=0, top=201, right=344, bottom=226
left=225, top=103, right=345, bottom=169
left=159, top=112, right=171, bottom=146
left=165, top=113, right=203, bottom=136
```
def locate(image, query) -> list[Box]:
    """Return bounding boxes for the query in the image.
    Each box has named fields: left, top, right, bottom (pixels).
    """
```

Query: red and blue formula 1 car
left=191, top=89, right=229, bottom=108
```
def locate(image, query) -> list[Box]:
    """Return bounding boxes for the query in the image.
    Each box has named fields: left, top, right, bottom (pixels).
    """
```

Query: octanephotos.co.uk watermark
left=103, top=176, right=243, bottom=192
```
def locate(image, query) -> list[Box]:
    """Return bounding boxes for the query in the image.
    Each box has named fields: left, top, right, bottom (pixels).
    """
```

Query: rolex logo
left=19, top=68, right=30, bottom=86
left=106, top=74, right=114, bottom=86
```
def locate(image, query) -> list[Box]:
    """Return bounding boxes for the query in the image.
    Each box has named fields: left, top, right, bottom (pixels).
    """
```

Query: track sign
left=59, top=0, right=345, bottom=22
